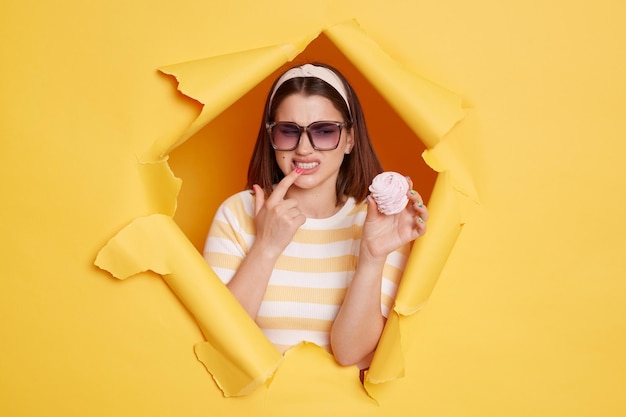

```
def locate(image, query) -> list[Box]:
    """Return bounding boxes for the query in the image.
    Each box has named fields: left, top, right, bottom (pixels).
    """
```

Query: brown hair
left=246, top=63, right=383, bottom=203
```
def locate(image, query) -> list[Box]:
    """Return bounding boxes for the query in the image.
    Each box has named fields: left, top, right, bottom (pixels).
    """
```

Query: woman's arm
left=329, top=247, right=387, bottom=367
left=224, top=241, right=283, bottom=318
left=225, top=169, right=305, bottom=319
left=330, top=187, right=428, bottom=367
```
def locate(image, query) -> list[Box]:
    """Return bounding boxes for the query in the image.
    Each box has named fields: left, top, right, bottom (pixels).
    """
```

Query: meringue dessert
left=368, top=171, right=409, bottom=215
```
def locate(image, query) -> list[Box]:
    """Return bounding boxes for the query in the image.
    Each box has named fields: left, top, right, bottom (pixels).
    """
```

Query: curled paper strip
left=369, top=171, right=410, bottom=215
left=95, top=214, right=283, bottom=397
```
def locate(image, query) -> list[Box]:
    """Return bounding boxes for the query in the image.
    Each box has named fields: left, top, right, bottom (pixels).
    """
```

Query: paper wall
left=2, top=1, right=625, bottom=416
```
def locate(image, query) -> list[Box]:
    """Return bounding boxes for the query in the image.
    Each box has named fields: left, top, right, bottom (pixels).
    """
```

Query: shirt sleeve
left=380, top=243, right=411, bottom=318
left=203, top=191, right=256, bottom=284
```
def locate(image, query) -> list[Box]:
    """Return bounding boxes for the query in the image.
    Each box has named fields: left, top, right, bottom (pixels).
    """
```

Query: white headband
left=269, top=64, right=351, bottom=115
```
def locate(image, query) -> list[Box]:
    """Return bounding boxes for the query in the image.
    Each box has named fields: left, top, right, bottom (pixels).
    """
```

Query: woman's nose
left=295, top=131, right=314, bottom=154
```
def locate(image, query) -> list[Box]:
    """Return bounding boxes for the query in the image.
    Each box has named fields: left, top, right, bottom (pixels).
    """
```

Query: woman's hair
left=246, top=62, right=383, bottom=203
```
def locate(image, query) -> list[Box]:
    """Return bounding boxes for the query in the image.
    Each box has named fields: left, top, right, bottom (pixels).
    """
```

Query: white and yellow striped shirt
left=203, top=191, right=409, bottom=354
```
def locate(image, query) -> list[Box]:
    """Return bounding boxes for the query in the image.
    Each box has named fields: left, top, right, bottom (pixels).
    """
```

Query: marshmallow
left=368, top=172, right=409, bottom=215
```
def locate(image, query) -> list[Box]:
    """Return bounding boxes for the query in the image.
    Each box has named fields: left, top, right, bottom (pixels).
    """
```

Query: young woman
left=203, top=63, right=428, bottom=369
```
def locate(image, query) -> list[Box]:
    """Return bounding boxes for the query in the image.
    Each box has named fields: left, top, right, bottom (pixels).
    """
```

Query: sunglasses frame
left=266, top=120, right=348, bottom=151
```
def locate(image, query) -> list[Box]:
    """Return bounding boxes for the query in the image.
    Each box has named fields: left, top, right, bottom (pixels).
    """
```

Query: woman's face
left=273, top=93, right=353, bottom=197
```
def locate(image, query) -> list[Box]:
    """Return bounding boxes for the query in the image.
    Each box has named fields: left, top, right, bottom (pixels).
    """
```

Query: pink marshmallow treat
left=368, top=172, right=409, bottom=215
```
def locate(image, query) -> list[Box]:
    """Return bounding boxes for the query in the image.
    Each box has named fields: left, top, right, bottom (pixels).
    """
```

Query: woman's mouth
left=294, top=161, right=319, bottom=170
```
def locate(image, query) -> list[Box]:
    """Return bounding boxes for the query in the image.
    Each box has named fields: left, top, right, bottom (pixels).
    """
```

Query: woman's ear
left=345, top=130, right=355, bottom=154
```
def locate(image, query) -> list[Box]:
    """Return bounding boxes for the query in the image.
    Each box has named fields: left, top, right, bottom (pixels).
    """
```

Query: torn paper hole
left=96, top=19, right=475, bottom=399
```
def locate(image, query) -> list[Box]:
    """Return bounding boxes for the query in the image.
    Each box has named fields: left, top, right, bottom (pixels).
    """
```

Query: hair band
left=269, top=64, right=351, bottom=115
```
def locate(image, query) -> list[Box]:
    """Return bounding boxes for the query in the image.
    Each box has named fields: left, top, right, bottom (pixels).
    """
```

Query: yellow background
left=2, top=1, right=625, bottom=416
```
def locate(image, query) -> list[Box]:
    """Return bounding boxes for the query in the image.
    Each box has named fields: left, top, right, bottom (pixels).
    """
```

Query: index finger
left=252, top=184, right=265, bottom=216
left=267, top=168, right=302, bottom=202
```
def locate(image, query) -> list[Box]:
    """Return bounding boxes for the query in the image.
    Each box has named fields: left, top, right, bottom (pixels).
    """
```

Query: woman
left=203, top=63, right=428, bottom=369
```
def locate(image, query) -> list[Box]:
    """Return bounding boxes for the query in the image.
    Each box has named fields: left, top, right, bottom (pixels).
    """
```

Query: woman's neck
left=286, top=187, right=346, bottom=219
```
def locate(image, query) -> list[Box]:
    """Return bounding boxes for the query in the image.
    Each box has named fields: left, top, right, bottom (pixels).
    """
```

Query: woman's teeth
left=294, top=162, right=319, bottom=169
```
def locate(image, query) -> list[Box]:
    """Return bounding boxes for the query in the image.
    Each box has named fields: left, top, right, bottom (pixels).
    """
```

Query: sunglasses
left=266, top=121, right=348, bottom=151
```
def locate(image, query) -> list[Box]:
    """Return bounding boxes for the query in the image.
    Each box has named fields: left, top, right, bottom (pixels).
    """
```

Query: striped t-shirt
left=203, top=190, right=409, bottom=354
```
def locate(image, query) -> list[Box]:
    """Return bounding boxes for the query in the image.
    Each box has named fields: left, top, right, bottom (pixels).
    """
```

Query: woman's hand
left=331, top=178, right=427, bottom=367
left=252, top=169, right=306, bottom=258
left=360, top=178, right=428, bottom=260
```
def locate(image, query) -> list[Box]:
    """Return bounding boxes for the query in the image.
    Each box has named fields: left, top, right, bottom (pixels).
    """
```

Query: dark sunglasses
left=266, top=121, right=348, bottom=151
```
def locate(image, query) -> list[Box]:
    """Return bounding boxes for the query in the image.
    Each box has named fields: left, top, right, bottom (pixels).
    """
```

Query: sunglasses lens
left=269, top=122, right=343, bottom=151
left=271, top=123, right=300, bottom=150
left=309, top=122, right=341, bottom=150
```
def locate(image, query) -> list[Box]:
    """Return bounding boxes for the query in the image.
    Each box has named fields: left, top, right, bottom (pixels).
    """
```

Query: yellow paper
left=95, top=214, right=283, bottom=396
left=96, top=19, right=468, bottom=398
left=155, top=38, right=314, bottom=157
left=324, top=21, right=466, bottom=148
left=3, top=1, right=625, bottom=416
